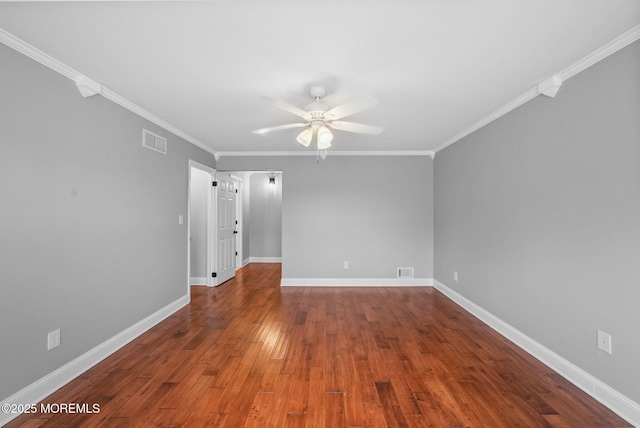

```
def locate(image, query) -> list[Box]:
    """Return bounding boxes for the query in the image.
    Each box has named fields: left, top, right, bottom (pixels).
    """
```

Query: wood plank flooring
left=6, top=263, right=631, bottom=427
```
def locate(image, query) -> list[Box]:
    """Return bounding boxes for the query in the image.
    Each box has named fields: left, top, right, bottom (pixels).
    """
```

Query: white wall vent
left=142, top=129, right=167, bottom=154
left=397, top=267, right=414, bottom=279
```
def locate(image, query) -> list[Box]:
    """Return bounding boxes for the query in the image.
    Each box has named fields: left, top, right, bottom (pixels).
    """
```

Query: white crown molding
left=433, top=24, right=640, bottom=155
left=218, top=151, right=318, bottom=157
left=75, top=75, right=101, bottom=97
left=433, top=279, right=640, bottom=426
left=217, top=150, right=434, bottom=157
left=537, top=75, right=562, bottom=98
left=558, top=24, right=640, bottom=81
left=4, top=21, right=638, bottom=159
left=0, top=28, right=217, bottom=157
left=100, top=87, right=216, bottom=156
left=0, top=294, right=189, bottom=427
left=0, top=27, right=77, bottom=79
left=281, top=277, right=433, bottom=287
left=432, top=88, right=539, bottom=154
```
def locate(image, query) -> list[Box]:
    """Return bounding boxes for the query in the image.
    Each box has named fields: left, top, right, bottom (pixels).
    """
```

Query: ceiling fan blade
left=253, top=122, right=308, bottom=135
left=270, top=99, right=311, bottom=120
left=323, top=96, right=378, bottom=120
left=328, top=121, right=383, bottom=135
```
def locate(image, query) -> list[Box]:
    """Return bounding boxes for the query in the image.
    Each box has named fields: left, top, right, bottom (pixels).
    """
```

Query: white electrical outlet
left=344, top=261, right=349, bottom=269
left=47, top=329, right=61, bottom=350
left=454, top=271, right=458, bottom=281
left=597, top=330, right=612, bottom=354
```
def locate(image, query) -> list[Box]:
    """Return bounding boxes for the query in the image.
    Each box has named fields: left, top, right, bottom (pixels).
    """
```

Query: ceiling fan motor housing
left=309, top=86, right=326, bottom=99
left=305, top=86, right=331, bottom=125
left=305, top=91, right=331, bottom=128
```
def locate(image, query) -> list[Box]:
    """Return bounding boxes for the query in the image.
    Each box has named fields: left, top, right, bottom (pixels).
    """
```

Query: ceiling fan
left=253, top=86, right=383, bottom=155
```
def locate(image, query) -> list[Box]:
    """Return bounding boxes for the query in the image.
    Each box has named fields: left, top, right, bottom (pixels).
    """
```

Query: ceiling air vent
left=397, top=267, right=414, bottom=279
left=142, top=129, right=167, bottom=154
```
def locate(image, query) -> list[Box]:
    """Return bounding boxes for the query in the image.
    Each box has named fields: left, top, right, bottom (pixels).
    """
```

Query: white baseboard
left=5, top=281, right=636, bottom=427
left=249, top=257, right=282, bottom=263
left=280, top=277, right=433, bottom=287
left=241, top=258, right=250, bottom=267
left=433, top=279, right=640, bottom=427
left=0, top=295, right=189, bottom=427
left=190, top=277, right=208, bottom=286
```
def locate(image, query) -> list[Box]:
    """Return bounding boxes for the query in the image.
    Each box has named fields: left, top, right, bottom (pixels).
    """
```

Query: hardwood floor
left=6, top=263, right=631, bottom=427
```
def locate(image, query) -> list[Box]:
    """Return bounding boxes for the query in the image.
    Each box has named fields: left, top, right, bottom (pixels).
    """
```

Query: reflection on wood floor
left=6, top=263, right=631, bottom=427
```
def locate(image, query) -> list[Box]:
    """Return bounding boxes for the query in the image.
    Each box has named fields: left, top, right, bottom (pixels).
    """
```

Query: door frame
left=230, top=173, right=244, bottom=269
left=187, top=160, right=217, bottom=294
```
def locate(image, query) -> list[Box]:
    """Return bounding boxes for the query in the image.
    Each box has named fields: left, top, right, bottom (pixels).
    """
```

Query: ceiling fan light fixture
left=254, top=86, right=381, bottom=157
left=317, top=126, right=333, bottom=150
left=296, top=127, right=313, bottom=147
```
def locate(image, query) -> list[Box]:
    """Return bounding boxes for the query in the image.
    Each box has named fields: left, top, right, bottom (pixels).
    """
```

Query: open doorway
left=189, top=166, right=281, bottom=291
left=188, top=161, right=215, bottom=288
left=189, top=163, right=240, bottom=288
left=223, top=171, right=282, bottom=267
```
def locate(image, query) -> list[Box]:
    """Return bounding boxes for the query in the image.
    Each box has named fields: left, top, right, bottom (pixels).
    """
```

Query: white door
left=213, top=173, right=237, bottom=285
left=234, top=177, right=244, bottom=270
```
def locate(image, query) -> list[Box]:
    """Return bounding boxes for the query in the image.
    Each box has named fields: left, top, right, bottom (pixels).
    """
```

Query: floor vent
left=142, top=129, right=167, bottom=154
left=397, top=267, right=414, bottom=279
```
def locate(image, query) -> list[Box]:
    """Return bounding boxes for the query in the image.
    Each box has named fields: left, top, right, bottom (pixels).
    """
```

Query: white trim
left=557, top=24, right=640, bottom=82
left=241, top=257, right=251, bottom=267
left=0, top=28, right=77, bottom=80
left=190, top=277, right=208, bottom=286
left=188, top=160, right=217, bottom=292
left=3, top=23, right=638, bottom=159
left=280, top=277, right=432, bottom=287
left=0, top=28, right=216, bottom=157
left=0, top=294, right=189, bottom=427
left=230, top=170, right=283, bottom=174
left=250, top=257, right=282, bottom=263
left=234, top=177, right=244, bottom=271
left=537, top=75, right=562, bottom=98
left=433, top=24, right=640, bottom=154
left=432, top=87, right=541, bottom=154
left=75, top=75, right=101, bottom=98
left=432, top=280, right=640, bottom=427
left=217, top=150, right=434, bottom=157
left=102, top=87, right=215, bottom=156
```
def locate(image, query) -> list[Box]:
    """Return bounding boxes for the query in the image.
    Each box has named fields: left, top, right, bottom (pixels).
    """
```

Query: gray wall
left=189, top=167, right=209, bottom=279
left=0, top=44, right=216, bottom=400
left=434, top=41, right=640, bottom=402
left=249, top=172, right=282, bottom=258
left=218, top=155, right=434, bottom=279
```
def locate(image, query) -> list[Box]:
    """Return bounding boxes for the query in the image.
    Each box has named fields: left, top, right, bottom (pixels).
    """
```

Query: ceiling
left=0, top=1, right=639, bottom=156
